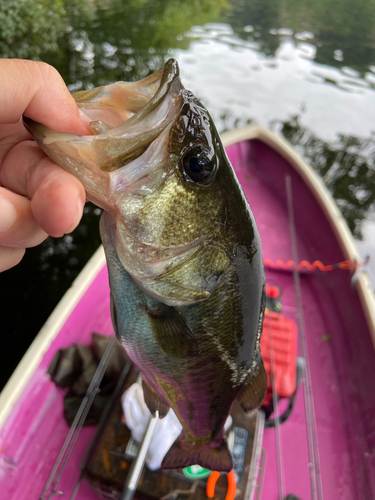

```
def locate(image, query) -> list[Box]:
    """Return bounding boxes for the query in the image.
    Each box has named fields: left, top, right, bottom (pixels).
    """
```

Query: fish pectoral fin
left=237, top=360, right=267, bottom=412
left=142, top=379, right=170, bottom=419
left=146, top=303, right=199, bottom=357
left=162, top=440, right=232, bottom=473
left=110, top=292, right=120, bottom=339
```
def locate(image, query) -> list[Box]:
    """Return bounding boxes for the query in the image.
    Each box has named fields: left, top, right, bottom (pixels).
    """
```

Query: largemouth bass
left=24, top=59, right=267, bottom=472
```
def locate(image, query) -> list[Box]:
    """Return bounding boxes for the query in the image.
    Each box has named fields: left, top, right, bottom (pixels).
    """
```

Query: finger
left=28, top=157, right=85, bottom=237
left=0, top=246, right=25, bottom=273
left=0, top=59, right=91, bottom=134
left=0, top=139, right=45, bottom=196
left=0, top=187, right=47, bottom=248
left=0, top=140, right=86, bottom=236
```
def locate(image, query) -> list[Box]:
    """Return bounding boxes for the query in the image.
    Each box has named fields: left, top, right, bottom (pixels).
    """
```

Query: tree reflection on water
left=0, top=204, right=102, bottom=381
left=228, top=0, right=375, bottom=75
left=44, top=0, right=229, bottom=89
left=279, top=116, right=375, bottom=238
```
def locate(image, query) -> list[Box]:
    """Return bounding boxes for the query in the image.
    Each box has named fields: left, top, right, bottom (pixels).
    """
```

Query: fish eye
left=181, top=147, right=217, bottom=185
left=186, top=156, right=204, bottom=174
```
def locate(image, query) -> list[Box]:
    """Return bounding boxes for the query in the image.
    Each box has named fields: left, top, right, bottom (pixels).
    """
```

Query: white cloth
left=121, top=383, right=182, bottom=470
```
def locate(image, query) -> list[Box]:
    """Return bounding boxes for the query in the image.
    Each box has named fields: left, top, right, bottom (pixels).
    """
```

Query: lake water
left=1, top=0, right=375, bottom=388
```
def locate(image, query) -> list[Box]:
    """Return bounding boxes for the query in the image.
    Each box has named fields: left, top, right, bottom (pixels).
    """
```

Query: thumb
left=0, top=59, right=90, bottom=134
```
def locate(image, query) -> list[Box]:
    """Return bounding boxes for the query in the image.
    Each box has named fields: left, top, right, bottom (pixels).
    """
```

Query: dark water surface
left=1, top=0, right=375, bottom=389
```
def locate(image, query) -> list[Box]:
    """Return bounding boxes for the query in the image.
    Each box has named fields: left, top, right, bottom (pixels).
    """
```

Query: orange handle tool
left=206, top=469, right=236, bottom=500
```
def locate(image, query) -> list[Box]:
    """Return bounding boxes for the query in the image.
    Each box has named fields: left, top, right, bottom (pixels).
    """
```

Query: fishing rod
left=69, top=358, right=133, bottom=500
left=40, top=337, right=118, bottom=500
left=245, top=411, right=266, bottom=500
left=286, top=175, right=324, bottom=500
left=120, top=411, right=159, bottom=500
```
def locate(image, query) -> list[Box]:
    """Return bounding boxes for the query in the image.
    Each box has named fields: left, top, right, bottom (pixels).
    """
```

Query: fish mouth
left=83, top=58, right=184, bottom=173
left=23, top=59, right=184, bottom=207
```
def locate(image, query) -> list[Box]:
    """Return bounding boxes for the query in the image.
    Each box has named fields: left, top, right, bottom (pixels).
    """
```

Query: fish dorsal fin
left=237, top=360, right=267, bottom=412
left=145, top=303, right=198, bottom=357
left=110, top=292, right=119, bottom=339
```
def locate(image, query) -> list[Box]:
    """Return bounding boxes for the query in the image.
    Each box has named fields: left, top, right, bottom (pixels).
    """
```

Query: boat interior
left=1, top=132, right=375, bottom=500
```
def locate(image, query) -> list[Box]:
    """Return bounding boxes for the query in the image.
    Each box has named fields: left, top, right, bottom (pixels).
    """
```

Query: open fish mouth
left=75, top=59, right=184, bottom=173
left=23, top=59, right=184, bottom=209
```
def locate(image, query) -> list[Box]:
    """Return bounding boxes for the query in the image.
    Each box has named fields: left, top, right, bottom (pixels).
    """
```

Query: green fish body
left=24, top=59, right=267, bottom=472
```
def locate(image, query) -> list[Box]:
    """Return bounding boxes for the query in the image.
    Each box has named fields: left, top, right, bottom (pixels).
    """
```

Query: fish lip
left=89, top=59, right=184, bottom=173
left=116, top=58, right=181, bottom=125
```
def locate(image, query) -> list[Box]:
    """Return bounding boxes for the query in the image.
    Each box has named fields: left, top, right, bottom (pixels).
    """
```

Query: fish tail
left=161, top=440, right=232, bottom=472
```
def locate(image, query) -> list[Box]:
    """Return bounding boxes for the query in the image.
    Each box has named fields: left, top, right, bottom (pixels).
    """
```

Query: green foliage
left=0, top=0, right=66, bottom=59
left=310, top=0, right=375, bottom=40
left=228, top=0, right=281, bottom=56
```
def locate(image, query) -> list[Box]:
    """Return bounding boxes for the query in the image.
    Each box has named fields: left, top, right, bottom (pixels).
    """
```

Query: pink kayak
left=0, top=126, right=374, bottom=500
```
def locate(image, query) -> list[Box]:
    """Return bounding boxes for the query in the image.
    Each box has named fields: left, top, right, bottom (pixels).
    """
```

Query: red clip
left=266, top=284, right=280, bottom=299
left=206, top=469, right=236, bottom=500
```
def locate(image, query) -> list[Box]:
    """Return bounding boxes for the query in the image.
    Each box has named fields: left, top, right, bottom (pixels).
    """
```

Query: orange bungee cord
left=263, top=258, right=364, bottom=272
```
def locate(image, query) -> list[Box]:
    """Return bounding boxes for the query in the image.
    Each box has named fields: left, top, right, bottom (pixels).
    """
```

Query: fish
left=24, top=59, right=267, bottom=472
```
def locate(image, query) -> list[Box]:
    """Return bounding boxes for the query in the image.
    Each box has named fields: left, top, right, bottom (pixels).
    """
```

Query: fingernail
left=0, top=197, right=17, bottom=232
left=77, top=197, right=84, bottom=218
left=67, top=197, right=84, bottom=234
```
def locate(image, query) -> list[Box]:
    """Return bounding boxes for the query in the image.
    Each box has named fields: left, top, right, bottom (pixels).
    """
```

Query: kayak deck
left=1, top=132, right=374, bottom=499
left=227, top=138, right=375, bottom=499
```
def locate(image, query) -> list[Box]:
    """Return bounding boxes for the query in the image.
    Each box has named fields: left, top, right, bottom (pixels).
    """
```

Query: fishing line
left=286, top=175, right=324, bottom=500
left=267, top=314, right=285, bottom=500
left=120, top=410, right=159, bottom=500
left=245, top=411, right=266, bottom=500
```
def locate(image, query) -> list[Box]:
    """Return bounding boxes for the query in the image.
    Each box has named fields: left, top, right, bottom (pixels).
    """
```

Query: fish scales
left=24, top=59, right=267, bottom=472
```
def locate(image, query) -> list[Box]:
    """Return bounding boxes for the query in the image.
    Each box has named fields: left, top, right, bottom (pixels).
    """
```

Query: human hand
left=0, top=59, right=91, bottom=272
